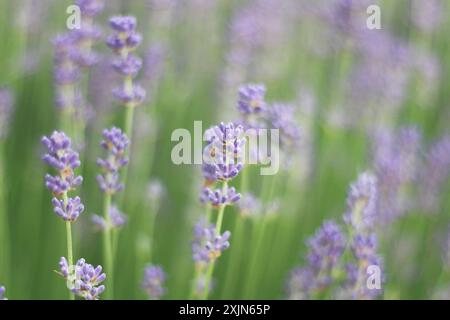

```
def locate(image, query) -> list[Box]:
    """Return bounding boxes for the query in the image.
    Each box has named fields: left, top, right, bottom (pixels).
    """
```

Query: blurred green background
left=0, top=0, right=449, bottom=299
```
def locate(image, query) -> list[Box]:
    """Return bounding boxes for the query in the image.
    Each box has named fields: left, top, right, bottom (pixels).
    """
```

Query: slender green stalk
left=201, top=182, right=228, bottom=299
left=62, top=192, right=75, bottom=300
left=102, top=193, right=114, bottom=299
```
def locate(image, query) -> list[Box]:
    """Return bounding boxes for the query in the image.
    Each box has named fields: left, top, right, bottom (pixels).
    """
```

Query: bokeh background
left=0, top=0, right=449, bottom=299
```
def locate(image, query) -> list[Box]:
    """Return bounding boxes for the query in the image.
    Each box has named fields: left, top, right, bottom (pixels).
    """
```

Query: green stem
left=201, top=182, right=228, bottom=300
left=102, top=193, right=114, bottom=299
left=62, top=192, right=75, bottom=300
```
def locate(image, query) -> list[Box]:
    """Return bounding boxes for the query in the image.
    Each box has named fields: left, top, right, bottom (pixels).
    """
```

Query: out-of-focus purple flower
left=371, top=127, right=422, bottom=222
left=306, top=221, right=346, bottom=277
left=107, top=15, right=146, bottom=107
left=141, top=265, right=166, bottom=300
left=76, top=0, right=104, bottom=17
left=96, top=127, right=129, bottom=194
left=203, top=122, right=246, bottom=181
left=286, top=267, right=314, bottom=300
left=344, top=233, right=383, bottom=300
left=42, top=131, right=83, bottom=196
left=287, top=220, right=346, bottom=299
left=411, top=0, right=443, bottom=33
left=59, top=257, right=106, bottom=300
left=142, top=43, right=166, bottom=102
left=147, top=179, right=166, bottom=205
left=200, top=187, right=241, bottom=207
left=344, top=172, right=378, bottom=232
left=419, top=135, right=450, bottom=213
left=238, top=84, right=266, bottom=115
left=266, top=103, right=301, bottom=148
left=237, top=192, right=263, bottom=217
left=52, top=196, right=84, bottom=222
left=192, top=219, right=231, bottom=264
left=0, top=286, right=6, bottom=300
left=91, top=205, right=127, bottom=231
left=0, top=88, right=14, bottom=140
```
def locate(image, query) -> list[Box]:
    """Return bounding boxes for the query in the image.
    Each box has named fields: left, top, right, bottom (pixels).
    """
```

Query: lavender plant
left=141, top=265, right=166, bottom=300
left=42, top=131, right=85, bottom=299
left=96, top=127, right=129, bottom=298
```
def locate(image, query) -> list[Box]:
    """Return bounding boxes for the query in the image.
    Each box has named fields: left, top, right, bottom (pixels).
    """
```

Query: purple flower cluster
left=344, top=172, right=378, bottom=232
left=0, top=87, right=14, bottom=140
left=202, top=122, right=246, bottom=182
left=53, top=0, right=103, bottom=109
left=0, top=286, right=6, bottom=300
left=200, top=186, right=241, bottom=207
left=237, top=84, right=266, bottom=115
left=192, top=219, right=231, bottom=265
left=96, top=127, right=129, bottom=194
left=344, top=234, right=383, bottom=299
left=237, top=192, right=263, bottom=217
left=59, top=257, right=106, bottom=300
left=287, top=221, right=346, bottom=299
left=42, top=131, right=84, bottom=221
left=92, top=205, right=127, bottom=230
left=107, top=16, right=146, bottom=107
left=141, top=265, right=166, bottom=300
left=371, top=127, right=422, bottom=223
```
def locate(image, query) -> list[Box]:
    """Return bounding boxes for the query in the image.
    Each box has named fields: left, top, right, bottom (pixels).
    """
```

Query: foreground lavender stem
left=96, top=127, right=129, bottom=299
left=42, top=131, right=84, bottom=300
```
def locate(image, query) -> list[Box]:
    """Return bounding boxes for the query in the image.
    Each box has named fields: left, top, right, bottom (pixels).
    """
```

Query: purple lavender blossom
left=192, top=219, right=231, bottom=264
left=238, top=84, right=266, bottom=114
left=371, top=127, right=422, bottom=222
left=141, top=265, right=166, bottom=300
left=96, top=127, right=129, bottom=194
left=237, top=192, right=263, bottom=217
left=76, top=0, right=104, bottom=17
left=344, top=233, right=383, bottom=300
left=287, top=220, right=346, bottom=299
left=59, top=257, right=106, bottom=300
left=0, top=286, right=6, bottom=300
left=286, top=267, right=314, bottom=300
left=92, top=205, right=127, bottom=230
left=107, top=16, right=146, bottom=107
left=411, top=0, right=443, bottom=33
left=344, top=172, right=378, bottom=232
left=52, top=196, right=84, bottom=222
left=419, top=135, right=450, bottom=213
left=266, top=103, right=301, bottom=148
left=200, top=187, right=241, bottom=207
left=42, top=131, right=83, bottom=196
left=0, top=88, right=14, bottom=140
left=203, top=122, right=246, bottom=181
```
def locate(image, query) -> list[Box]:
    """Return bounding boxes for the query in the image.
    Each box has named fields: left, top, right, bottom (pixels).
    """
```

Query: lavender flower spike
left=203, top=122, right=246, bottom=181
left=107, top=16, right=146, bottom=107
left=96, top=127, right=129, bottom=194
left=141, top=265, right=166, bottom=300
left=42, top=131, right=83, bottom=196
left=52, top=196, right=84, bottom=221
left=0, top=286, right=6, bottom=300
left=344, top=172, right=378, bottom=232
left=59, top=257, right=106, bottom=300
left=267, top=103, right=301, bottom=148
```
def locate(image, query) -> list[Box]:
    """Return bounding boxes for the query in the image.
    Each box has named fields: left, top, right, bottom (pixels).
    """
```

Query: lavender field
left=0, top=0, right=449, bottom=300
